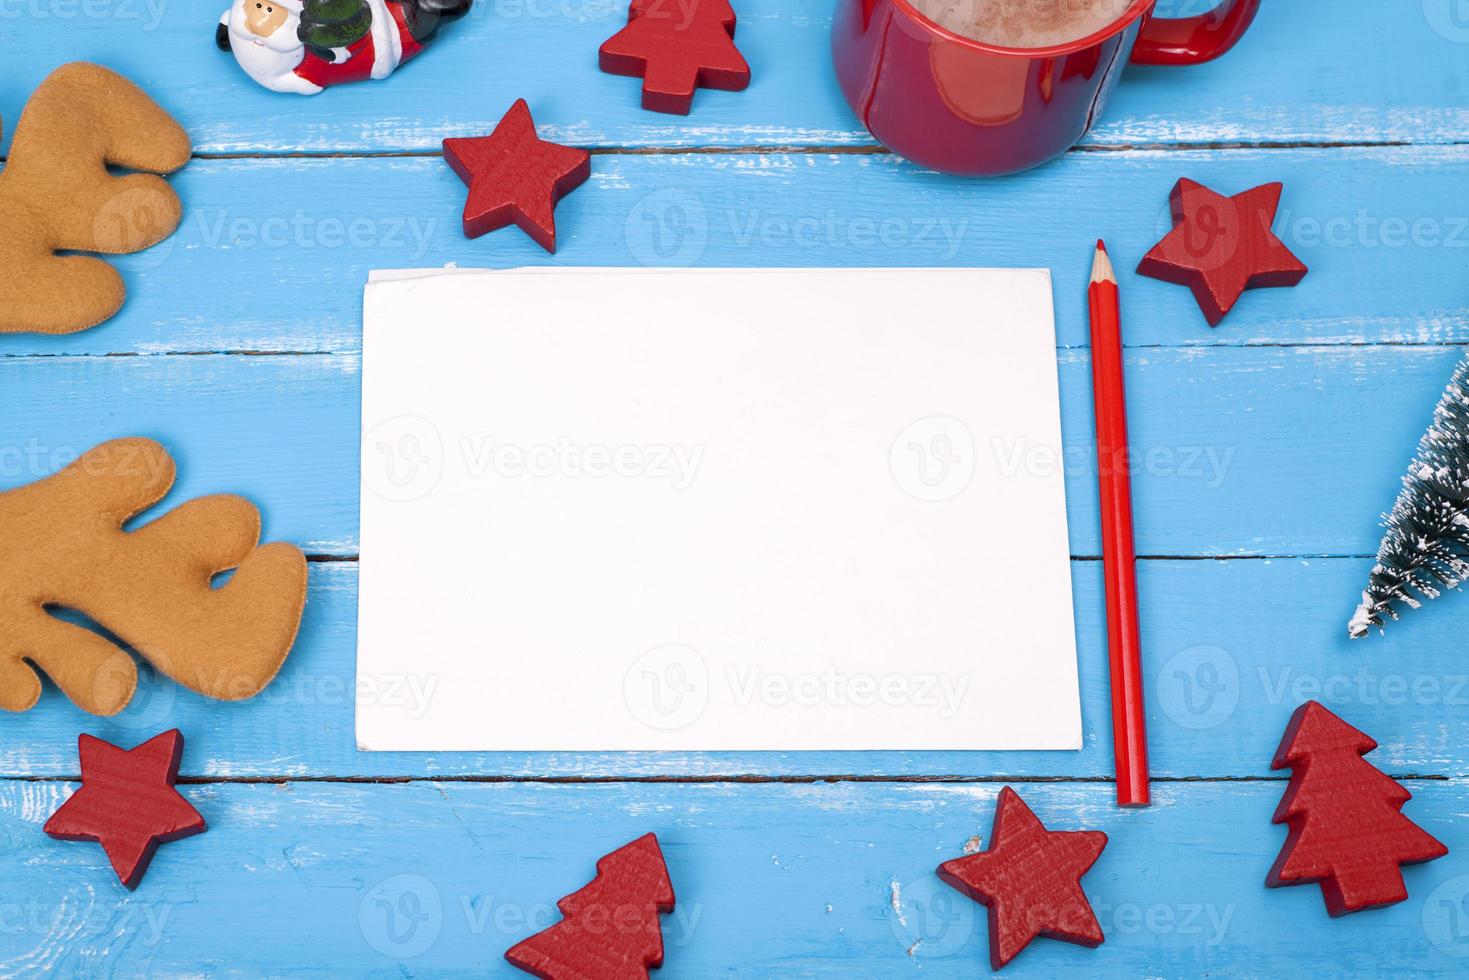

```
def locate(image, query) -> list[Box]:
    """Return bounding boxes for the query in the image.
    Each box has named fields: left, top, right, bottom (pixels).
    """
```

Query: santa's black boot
left=400, top=0, right=473, bottom=43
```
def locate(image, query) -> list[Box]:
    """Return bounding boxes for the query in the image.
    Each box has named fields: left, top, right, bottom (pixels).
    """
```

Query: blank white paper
left=356, top=268, right=1081, bottom=751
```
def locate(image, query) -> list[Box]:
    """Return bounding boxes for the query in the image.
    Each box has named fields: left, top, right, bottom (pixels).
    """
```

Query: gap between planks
left=295, top=555, right=1378, bottom=564
left=186, top=138, right=1429, bottom=162
left=0, top=774, right=1454, bottom=786
left=0, top=137, right=1424, bottom=166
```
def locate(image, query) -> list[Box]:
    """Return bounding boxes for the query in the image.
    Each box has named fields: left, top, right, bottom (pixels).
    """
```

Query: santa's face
left=231, top=0, right=302, bottom=53
left=246, top=2, right=289, bottom=37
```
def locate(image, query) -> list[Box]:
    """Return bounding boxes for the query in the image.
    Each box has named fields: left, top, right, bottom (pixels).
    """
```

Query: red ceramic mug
left=832, top=0, right=1261, bottom=176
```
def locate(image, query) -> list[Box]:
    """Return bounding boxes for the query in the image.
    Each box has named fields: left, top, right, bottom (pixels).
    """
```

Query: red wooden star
left=44, top=729, right=206, bottom=889
left=937, top=787, right=1107, bottom=969
left=442, top=99, right=591, bottom=253
left=600, top=0, right=751, bottom=115
left=1137, top=179, right=1308, bottom=326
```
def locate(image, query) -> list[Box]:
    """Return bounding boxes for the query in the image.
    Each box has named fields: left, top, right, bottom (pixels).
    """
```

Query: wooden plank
left=4, top=555, right=1467, bottom=780
left=0, top=344, right=1457, bottom=558
left=1, top=780, right=1463, bottom=975
left=1, top=146, right=1465, bottom=358
left=1, top=0, right=1457, bottom=153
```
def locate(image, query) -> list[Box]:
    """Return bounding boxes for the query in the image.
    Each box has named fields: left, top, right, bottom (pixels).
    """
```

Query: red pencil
left=1089, top=240, right=1150, bottom=807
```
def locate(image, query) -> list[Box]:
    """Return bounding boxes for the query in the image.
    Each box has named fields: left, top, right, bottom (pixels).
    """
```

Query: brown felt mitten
left=0, top=438, right=307, bottom=716
left=0, top=63, right=191, bottom=334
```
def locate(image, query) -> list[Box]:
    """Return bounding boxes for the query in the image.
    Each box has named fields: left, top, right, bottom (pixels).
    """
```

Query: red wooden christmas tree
left=599, top=0, right=751, bottom=114
left=1267, top=701, right=1447, bottom=916
left=505, top=833, right=676, bottom=979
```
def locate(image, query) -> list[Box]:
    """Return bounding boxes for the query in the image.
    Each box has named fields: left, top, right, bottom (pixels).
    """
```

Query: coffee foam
left=909, top=0, right=1137, bottom=49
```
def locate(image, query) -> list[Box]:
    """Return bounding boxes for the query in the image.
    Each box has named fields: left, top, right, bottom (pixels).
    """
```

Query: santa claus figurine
left=217, top=0, right=472, bottom=95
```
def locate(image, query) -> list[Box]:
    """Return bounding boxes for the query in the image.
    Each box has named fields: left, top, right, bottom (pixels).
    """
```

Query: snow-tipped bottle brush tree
left=1351, top=357, right=1469, bottom=638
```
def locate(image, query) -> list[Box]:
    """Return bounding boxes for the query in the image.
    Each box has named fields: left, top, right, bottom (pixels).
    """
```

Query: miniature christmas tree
left=298, top=0, right=374, bottom=50
left=505, top=833, right=675, bottom=979
left=1266, top=701, right=1447, bottom=915
left=1350, top=357, right=1469, bottom=637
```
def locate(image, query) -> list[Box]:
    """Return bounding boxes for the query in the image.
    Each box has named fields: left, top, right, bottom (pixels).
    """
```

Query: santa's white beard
left=230, top=36, right=314, bottom=92
left=234, top=31, right=302, bottom=67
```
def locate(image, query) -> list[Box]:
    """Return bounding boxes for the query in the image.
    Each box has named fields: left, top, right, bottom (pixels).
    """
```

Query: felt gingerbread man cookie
left=0, top=438, right=307, bottom=716
left=0, top=63, right=191, bottom=334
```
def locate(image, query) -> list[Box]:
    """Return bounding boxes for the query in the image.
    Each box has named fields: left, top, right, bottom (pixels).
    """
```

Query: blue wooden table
left=4, top=1, right=1469, bottom=974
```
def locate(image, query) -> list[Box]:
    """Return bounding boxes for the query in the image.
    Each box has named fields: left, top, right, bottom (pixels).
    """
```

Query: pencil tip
left=1090, top=241, right=1117, bottom=284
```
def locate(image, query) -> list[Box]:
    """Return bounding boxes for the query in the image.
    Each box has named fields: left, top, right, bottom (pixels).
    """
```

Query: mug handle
left=1130, top=0, right=1262, bottom=66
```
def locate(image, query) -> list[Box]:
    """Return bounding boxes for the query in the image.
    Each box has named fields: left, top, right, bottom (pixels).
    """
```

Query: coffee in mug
left=909, top=0, right=1136, bottom=49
